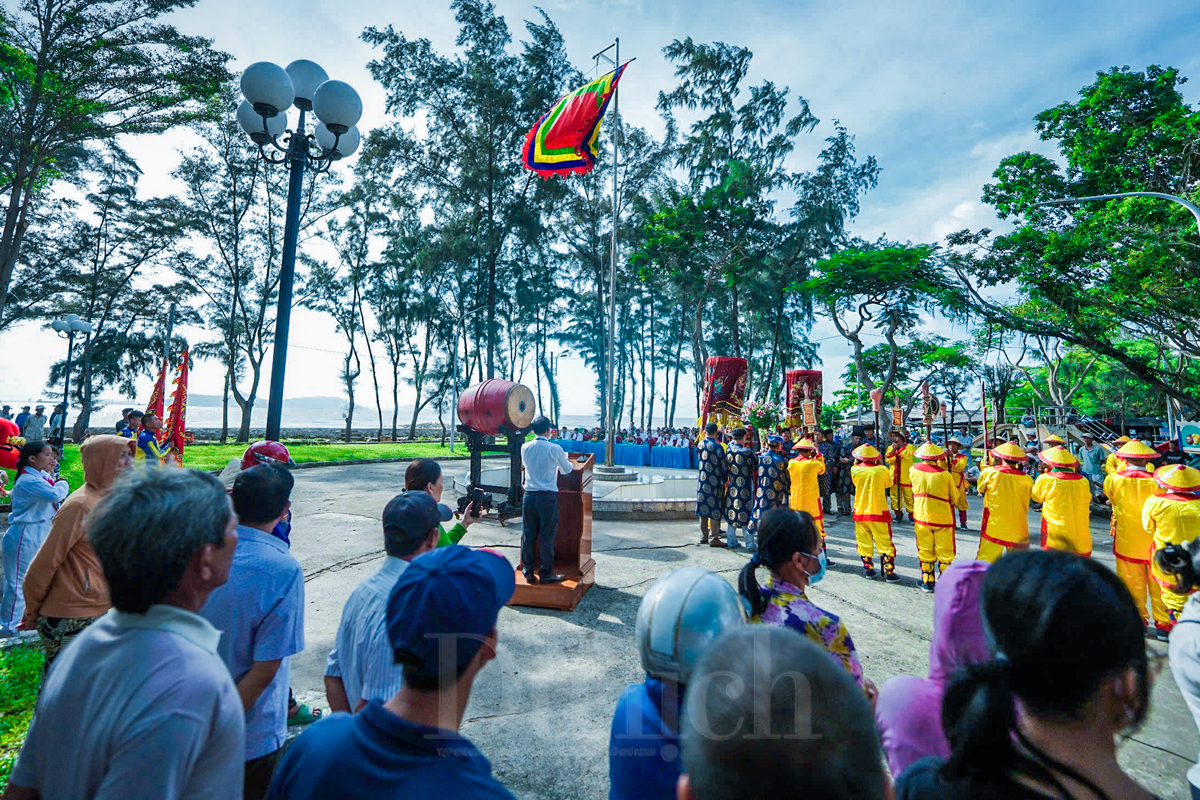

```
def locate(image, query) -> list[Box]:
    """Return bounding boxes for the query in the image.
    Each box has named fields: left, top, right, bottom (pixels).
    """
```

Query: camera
left=457, top=487, right=493, bottom=516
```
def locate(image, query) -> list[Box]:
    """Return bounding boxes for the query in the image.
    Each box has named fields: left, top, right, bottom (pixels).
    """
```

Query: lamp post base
left=594, top=464, right=639, bottom=482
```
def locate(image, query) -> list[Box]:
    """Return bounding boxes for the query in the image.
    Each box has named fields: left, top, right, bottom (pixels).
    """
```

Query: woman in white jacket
left=1, top=441, right=69, bottom=636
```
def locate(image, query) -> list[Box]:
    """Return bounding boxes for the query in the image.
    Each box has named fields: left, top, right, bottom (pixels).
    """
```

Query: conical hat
left=795, top=438, right=817, bottom=451
left=1042, top=435, right=1066, bottom=445
left=853, top=444, right=882, bottom=461
left=1155, top=464, right=1200, bottom=492
left=1116, top=440, right=1158, bottom=459
left=991, top=442, right=1028, bottom=462
left=914, top=442, right=945, bottom=460
left=1112, top=436, right=1131, bottom=445
left=1039, top=446, right=1079, bottom=468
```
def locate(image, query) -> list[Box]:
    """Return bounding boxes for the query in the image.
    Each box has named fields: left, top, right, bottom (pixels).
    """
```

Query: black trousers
left=522, top=491, right=559, bottom=577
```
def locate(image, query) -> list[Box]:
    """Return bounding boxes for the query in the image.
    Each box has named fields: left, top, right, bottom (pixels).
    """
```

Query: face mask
left=800, top=549, right=827, bottom=584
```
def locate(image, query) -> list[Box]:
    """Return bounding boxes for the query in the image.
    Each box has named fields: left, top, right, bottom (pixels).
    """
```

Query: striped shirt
left=325, top=556, right=408, bottom=708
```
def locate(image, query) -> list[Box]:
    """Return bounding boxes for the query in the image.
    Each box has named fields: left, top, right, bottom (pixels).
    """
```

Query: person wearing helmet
left=851, top=444, right=896, bottom=581
left=974, top=442, right=1034, bottom=563
left=945, top=438, right=969, bottom=530
left=911, top=443, right=961, bottom=592
left=1146, top=465, right=1200, bottom=623
left=1104, top=440, right=1170, bottom=639
left=608, top=568, right=745, bottom=800
left=886, top=430, right=915, bottom=523
left=746, top=436, right=790, bottom=552
left=1032, top=446, right=1092, bottom=556
left=243, top=441, right=298, bottom=471
left=787, top=438, right=826, bottom=554
left=1106, top=435, right=1132, bottom=476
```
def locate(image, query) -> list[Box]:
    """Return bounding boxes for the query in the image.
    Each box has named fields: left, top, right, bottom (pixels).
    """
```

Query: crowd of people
left=0, top=420, right=1199, bottom=799
left=552, top=426, right=700, bottom=448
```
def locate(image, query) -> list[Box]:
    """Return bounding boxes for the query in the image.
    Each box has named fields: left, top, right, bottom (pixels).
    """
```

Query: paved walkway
left=283, top=460, right=1196, bottom=800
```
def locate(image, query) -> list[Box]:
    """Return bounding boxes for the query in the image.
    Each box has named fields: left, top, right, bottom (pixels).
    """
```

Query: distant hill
left=186, top=394, right=379, bottom=414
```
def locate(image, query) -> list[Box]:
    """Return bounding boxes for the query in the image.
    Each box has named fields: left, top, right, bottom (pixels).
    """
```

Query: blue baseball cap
left=767, top=434, right=784, bottom=445
left=387, top=545, right=515, bottom=679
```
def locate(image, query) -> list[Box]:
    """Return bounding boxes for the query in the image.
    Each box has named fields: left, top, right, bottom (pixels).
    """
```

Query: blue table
left=650, top=446, right=693, bottom=469
left=552, top=440, right=652, bottom=467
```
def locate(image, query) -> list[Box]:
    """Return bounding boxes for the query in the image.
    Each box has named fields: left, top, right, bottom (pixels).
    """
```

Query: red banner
left=700, top=357, right=748, bottom=426
left=145, top=358, right=167, bottom=424
left=161, top=348, right=189, bottom=465
left=785, top=370, right=822, bottom=428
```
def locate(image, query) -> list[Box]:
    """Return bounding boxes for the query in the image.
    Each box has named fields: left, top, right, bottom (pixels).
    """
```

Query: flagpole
left=599, top=38, right=620, bottom=469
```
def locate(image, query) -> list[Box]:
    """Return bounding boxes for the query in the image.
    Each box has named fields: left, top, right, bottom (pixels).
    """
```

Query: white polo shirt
left=11, top=605, right=244, bottom=799
left=522, top=436, right=573, bottom=492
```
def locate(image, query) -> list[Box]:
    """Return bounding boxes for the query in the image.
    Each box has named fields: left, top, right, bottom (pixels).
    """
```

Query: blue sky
left=5, top=0, right=1200, bottom=422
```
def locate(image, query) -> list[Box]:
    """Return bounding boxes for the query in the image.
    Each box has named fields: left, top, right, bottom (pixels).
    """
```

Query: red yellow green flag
left=523, top=63, right=628, bottom=177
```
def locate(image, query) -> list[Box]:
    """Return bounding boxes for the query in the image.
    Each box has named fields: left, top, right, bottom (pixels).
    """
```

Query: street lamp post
left=1034, top=191, right=1200, bottom=238
left=449, top=304, right=486, bottom=453
left=49, top=314, right=93, bottom=447
left=238, top=60, right=363, bottom=442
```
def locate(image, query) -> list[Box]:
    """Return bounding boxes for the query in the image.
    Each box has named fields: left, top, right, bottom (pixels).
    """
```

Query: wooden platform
left=509, top=558, right=596, bottom=611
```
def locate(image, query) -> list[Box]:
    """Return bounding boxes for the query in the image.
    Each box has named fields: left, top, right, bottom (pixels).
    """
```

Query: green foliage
left=949, top=64, right=1200, bottom=406
left=0, top=645, right=45, bottom=791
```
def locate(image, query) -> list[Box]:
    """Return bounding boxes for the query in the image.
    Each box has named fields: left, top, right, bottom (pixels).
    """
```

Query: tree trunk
left=486, top=250, right=497, bottom=379
left=730, top=284, right=740, bottom=358
left=390, top=356, right=401, bottom=441
left=220, top=370, right=230, bottom=445
left=360, top=307, right=384, bottom=441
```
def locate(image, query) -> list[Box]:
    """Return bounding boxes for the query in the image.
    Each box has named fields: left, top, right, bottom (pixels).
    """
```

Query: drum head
left=505, top=383, right=536, bottom=430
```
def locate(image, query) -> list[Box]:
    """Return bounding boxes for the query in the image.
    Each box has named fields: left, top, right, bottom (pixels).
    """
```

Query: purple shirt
left=754, top=576, right=863, bottom=686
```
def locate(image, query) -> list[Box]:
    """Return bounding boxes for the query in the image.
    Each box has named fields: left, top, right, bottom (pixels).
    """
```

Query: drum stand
left=458, top=424, right=528, bottom=521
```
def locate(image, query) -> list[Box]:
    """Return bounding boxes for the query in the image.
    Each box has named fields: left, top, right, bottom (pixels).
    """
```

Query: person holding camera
left=520, top=415, right=573, bottom=584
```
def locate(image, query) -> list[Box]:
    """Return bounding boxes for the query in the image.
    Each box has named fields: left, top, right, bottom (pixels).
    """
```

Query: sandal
left=287, top=703, right=324, bottom=725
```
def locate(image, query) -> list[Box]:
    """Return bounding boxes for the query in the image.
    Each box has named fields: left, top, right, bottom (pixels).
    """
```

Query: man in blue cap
left=266, top=541, right=517, bottom=800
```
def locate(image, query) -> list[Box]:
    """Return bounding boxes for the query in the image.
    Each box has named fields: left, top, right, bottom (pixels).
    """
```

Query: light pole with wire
left=49, top=314, right=93, bottom=446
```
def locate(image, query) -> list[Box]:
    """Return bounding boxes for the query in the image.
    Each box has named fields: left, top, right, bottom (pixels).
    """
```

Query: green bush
left=0, top=645, right=43, bottom=791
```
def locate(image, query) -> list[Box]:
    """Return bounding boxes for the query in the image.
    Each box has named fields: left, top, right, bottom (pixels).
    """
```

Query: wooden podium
left=510, top=452, right=596, bottom=611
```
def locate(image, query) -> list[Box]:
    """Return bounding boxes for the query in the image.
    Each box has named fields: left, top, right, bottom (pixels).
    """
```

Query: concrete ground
left=284, top=460, right=1198, bottom=800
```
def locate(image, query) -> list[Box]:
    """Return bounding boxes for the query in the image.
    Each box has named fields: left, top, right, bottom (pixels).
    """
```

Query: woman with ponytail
left=1, top=441, right=68, bottom=637
left=1161, top=537, right=1200, bottom=799
left=896, top=549, right=1157, bottom=800
left=738, top=507, right=871, bottom=696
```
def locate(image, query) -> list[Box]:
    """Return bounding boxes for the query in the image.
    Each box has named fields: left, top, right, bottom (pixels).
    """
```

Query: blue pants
left=522, top=491, right=559, bottom=578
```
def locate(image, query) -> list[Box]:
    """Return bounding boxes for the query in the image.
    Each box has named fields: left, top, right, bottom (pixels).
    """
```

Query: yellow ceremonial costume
left=886, top=439, right=916, bottom=519
left=1145, top=465, right=1200, bottom=620
left=975, top=444, right=1033, bottom=563
left=788, top=441, right=826, bottom=547
left=1031, top=447, right=1092, bottom=556
left=1105, top=436, right=1131, bottom=476
left=910, top=443, right=961, bottom=589
left=851, top=445, right=896, bottom=578
left=947, top=449, right=969, bottom=527
left=1104, top=467, right=1168, bottom=631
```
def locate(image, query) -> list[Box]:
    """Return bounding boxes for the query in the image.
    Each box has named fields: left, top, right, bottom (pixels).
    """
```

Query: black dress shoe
left=523, top=572, right=538, bottom=584
left=539, top=573, right=567, bottom=584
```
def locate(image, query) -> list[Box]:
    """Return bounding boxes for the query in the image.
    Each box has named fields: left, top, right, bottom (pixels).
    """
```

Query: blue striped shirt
left=325, top=556, right=408, bottom=708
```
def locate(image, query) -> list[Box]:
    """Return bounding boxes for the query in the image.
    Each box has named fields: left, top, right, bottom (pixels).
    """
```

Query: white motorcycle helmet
left=636, top=567, right=746, bottom=685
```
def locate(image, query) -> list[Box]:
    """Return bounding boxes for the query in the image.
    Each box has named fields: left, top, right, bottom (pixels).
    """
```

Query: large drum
left=457, top=380, right=537, bottom=435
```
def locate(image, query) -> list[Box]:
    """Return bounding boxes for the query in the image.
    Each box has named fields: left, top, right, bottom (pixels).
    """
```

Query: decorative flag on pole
left=161, top=348, right=190, bottom=466
left=523, top=63, right=629, bottom=178
left=145, top=359, right=167, bottom=424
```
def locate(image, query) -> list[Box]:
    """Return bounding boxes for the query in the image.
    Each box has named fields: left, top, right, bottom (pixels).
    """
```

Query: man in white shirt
left=520, top=415, right=573, bottom=584
left=5, top=468, right=245, bottom=800
left=324, top=491, right=451, bottom=712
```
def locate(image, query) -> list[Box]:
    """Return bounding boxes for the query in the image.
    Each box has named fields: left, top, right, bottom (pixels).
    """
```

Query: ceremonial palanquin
left=523, top=64, right=628, bottom=177
left=784, top=370, right=822, bottom=428
left=701, top=357, right=748, bottom=428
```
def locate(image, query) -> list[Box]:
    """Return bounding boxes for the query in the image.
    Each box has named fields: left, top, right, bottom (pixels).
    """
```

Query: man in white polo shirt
left=324, top=491, right=452, bottom=712
left=520, top=415, right=574, bottom=584
left=5, top=468, right=244, bottom=799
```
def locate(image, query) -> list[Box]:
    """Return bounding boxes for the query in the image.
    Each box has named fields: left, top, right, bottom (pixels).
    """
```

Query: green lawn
left=0, top=645, right=43, bottom=792
left=4, top=440, right=480, bottom=495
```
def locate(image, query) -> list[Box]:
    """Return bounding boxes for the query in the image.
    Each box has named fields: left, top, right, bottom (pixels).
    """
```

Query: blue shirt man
left=609, top=676, right=684, bottom=800
left=267, top=533, right=517, bottom=800
left=201, top=464, right=304, bottom=800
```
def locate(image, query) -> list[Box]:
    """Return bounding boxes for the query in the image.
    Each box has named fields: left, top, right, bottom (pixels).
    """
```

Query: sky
left=4, top=0, right=1200, bottom=425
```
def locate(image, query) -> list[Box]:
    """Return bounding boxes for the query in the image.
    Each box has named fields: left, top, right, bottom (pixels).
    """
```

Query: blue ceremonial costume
left=724, top=443, right=756, bottom=529
left=695, top=437, right=726, bottom=521
left=749, top=449, right=791, bottom=535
